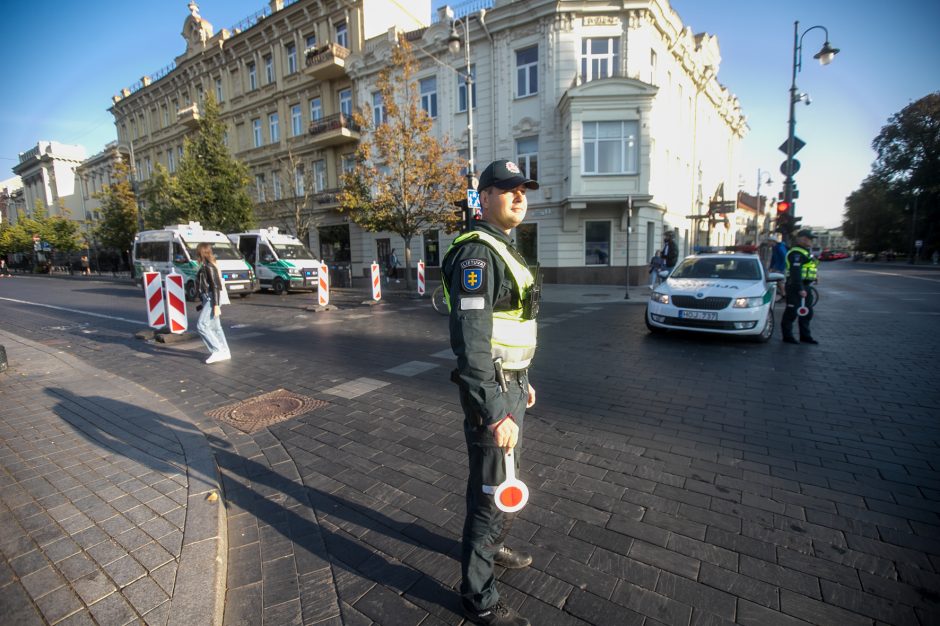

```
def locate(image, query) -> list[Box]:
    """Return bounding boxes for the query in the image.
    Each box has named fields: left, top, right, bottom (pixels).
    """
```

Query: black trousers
left=459, top=371, right=529, bottom=612
left=781, top=288, right=814, bottom=339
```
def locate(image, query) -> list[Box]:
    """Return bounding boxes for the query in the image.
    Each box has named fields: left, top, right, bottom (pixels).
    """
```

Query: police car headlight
left=733, top=296, right=764, bottom=308
left=287, top=267, right=301, bottom=276
left=650, top=291, right=670, bottom=305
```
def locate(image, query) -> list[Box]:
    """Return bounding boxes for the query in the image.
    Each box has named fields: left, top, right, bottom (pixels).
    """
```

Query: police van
left=227, top=228, right=319, bottom=295
left=132, top=222, right=258, bottom=301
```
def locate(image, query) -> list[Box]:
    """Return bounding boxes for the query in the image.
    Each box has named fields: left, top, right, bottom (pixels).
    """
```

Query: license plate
left=678, top=310, right=717, bottom=321
left=228, top=284, right=244, bottom=290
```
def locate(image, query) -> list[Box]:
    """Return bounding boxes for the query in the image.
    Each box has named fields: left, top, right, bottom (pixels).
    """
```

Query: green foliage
left=0, top=201, right=82, bottom=262
left=140, top=163, right=182, bottom=229
left=339, top=36, right=463, bottom=286
left=845, top=92, right=940, bottom=256
left=94, top=160, right=140, bottom=252
left=175, top=94, right=255, bottom=232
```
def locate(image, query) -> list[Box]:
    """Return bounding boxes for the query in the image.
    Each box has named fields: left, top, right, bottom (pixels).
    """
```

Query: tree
left=259, top=147, right=318, bottom=244
left=339, top=36, right=463, bottom=289
left=175, top=94, right=256, bottom=232
left=94, top=160, right=140, bottom=263
left=847, top=92, right=940, bottom=257
left=140, top=162, right=183, bottom=229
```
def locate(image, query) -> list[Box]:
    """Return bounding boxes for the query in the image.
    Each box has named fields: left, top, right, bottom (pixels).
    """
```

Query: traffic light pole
left=783, top=21, right=800, bottom=227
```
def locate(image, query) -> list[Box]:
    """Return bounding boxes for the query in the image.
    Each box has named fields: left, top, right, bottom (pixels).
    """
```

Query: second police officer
left=781, top=228, right=819, bottom=344
left=442, top=159, right=541, bottom=626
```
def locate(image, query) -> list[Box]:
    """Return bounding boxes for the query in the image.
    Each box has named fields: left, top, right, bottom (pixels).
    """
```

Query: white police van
left=132, top=222, right=258, bottom=301
left=227, top=228, right=319, bottom=295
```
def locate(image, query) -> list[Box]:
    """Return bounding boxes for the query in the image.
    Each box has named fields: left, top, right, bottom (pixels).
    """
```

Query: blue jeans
left=197, top=296, right=229, bottom=355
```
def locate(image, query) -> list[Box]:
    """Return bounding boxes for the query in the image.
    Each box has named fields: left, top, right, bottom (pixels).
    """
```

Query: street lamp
left=782, top=21, right=839, bottom=237
left=447, top=11, right=484, bottom=230
left=755, top=168, right=772, bottom=238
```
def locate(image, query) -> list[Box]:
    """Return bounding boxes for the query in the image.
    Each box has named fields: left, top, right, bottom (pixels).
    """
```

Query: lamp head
left=447, top=26, right=461, bottom=56
left=813, top=41, right=839, bottom=65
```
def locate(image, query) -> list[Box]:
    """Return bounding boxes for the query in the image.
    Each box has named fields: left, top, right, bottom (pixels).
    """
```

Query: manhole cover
left=206, top=388, right=327, bottom=433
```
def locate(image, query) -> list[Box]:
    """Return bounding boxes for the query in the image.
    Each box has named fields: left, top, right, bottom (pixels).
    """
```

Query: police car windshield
left=184, top=241, right=242, bottom=261
left=671, top=258, right=762, bottom=280
left=272, top=243, right=313, bottom=259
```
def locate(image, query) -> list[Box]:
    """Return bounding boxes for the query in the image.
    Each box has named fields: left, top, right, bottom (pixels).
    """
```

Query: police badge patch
left=460, top=259, right=486, bottom=292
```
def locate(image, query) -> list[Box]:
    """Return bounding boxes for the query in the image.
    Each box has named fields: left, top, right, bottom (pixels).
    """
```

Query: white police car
left=646, top=253, right=784, bottom=342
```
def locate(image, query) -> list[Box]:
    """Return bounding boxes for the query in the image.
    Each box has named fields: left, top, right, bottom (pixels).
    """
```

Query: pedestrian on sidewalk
left=661, top=230, right=678, bottom=270
left=442, top=159, right=540, bottom=626
left=80, top=254, right=91, bottom=276
left=648, top=251, right=664, bottom=288
left=388, top=249, right=400, bottom=283
left=195, top=243, right=231, bottom=364
left=0, top=258, right=11, bottom=277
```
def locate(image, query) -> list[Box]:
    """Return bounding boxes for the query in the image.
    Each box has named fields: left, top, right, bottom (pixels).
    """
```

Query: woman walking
left=195, top=242, right=231, bottom=364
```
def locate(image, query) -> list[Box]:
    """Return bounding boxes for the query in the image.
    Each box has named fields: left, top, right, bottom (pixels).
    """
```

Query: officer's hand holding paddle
left=489, top=417, right=519, bottom=449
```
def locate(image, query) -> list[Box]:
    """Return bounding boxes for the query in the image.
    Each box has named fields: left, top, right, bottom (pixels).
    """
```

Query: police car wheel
left=272, top=277, right=286, bottom=295
left=754, top=308, right=774, bottom=343
left=238, top=293, right=249, bottom=298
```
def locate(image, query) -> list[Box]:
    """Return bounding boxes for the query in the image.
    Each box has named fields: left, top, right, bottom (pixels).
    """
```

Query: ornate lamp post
left=756, top=168, right=772, bottom=238
left=447, top=12, right=484, bottom=230
left=781, top=21, right=839, bottom=234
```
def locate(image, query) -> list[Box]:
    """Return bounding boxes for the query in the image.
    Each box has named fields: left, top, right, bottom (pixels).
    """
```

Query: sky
left=3, top=0, right=938, bottom=228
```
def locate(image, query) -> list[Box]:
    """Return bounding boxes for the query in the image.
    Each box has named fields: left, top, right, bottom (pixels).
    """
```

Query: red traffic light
left=777, top=201, right=791, bottom=214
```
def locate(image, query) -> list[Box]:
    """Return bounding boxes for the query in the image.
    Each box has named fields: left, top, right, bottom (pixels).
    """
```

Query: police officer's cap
left=478, top=159, right=539, bottom=191
left=796, top=229, right=816, bottom=239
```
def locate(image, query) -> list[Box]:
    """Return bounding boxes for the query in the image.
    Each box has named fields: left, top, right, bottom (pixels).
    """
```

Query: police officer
left=442, top=159, right=540, bottom=626
left=781, top=229, right=819, bottom=344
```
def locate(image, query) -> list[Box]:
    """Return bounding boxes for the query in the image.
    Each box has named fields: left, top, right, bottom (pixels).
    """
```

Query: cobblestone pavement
left=1, top=264, right=938, bottom=625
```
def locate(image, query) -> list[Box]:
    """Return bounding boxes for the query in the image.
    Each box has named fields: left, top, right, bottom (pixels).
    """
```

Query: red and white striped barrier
left=143, top=271, right=166, bottom=328
left=164, top=271, right=188, bottom=334
left=318, top=261, right=330, bottom=307
left=370, top=261, right=382, bottom=301
left=417, top=260, right=425, bottom=296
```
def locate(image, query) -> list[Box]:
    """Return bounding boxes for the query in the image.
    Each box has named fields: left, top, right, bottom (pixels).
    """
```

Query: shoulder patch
left=460, top=259, right=486, bottom=292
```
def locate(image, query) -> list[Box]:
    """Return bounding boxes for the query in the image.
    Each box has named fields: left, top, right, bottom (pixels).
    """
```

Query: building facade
left=0, top=177, right=24, bottom=225
left=108, top=0, right=745, bottom=284
left=10, top=141, right=88, bottom=222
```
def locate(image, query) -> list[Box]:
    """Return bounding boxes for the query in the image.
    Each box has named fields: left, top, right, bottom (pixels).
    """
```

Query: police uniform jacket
left=443, top=221, right=533, bottom=427
left=784, top=246, right=812, bottom=296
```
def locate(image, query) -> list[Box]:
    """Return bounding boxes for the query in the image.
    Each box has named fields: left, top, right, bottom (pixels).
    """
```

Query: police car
left=646, top=253, right=784, bottom=342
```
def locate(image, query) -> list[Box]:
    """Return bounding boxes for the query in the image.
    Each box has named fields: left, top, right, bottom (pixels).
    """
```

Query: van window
left=183, top=240, right=241, bottom=260
left=238, top=236, right=258, bottom=264
left=173, top=242, right=188, bottom=263
left=272, top=242, right=312, bottom=259
left=259, top=243, right=276, bottom=263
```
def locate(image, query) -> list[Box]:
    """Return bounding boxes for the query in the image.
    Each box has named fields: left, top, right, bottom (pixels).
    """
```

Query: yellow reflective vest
left=786, top=246, right=818, bottom=282
left=445, top=230, right=538, bottom=370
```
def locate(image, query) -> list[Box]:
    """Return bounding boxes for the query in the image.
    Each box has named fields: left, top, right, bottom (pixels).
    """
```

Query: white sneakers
left=205, top=351, right=231, bottom=364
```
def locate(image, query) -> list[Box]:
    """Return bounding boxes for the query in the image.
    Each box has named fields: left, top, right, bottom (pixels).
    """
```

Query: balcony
left=177, top=103, right=200, bottom=129
left=308, top=113, right=360, bottom=147
left=304, top=43, right=350, bottom=81
left=313, top=187, right=341, bottom=207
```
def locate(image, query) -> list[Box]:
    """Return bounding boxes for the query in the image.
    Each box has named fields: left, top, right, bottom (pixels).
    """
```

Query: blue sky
left=3, top=1, right=938, bottom=228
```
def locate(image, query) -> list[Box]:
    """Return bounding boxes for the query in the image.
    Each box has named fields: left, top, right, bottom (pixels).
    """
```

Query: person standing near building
left=195, top=242, right=231, bottom=363
left=769, top=236, right=788, bottom=300
left=442, top=159, right=540, bottom=626
left=781, top=229, right=819, bottom=344
left=661, top=230, right=678, bottom=270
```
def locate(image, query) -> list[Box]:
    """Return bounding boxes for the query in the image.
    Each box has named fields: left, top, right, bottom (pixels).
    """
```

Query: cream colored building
left=347, top=0, right=746, bottom=283
left=11, top=141, right=87, bottom=223
left=108, top=0, right=745, bottom=284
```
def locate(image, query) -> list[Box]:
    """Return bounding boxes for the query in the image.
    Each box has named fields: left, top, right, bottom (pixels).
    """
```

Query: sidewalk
left=0, top=330, right=225, bottom=625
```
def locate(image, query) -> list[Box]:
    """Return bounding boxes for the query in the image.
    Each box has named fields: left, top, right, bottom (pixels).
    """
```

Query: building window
left=248, top=61, right=257, bottom=90
left=144, top=157, right=152, bottom=178
left=269, top=113, right=279, bottom=143
left=335, top=21, right=348, bottom=49
left=582, top=121, right=639, bottom=175
left=215, top=77, right=223, bottom=102
left=457, top=65, right=476, bottom=112
left=313, top=160, right=327, bottom=192
left=286, top=43, right=297, bottom=74
left=178, top=145, right=184, bottom=160
left=341, top=154, right=355, bottom=174
left=516, top=223, right=538, bottom=265
left=264, top=54, right=274, bottom=84
left=255, top=174, right=266, bottom=202
left=291, top=104, right=302, bottom=136
left=310, top=97, right=322, bottom=121
left=295, top=165, right=305, bottom=196
left=339, top=88, right=352, bottom=117
left=649, top=48, right=658, bottom=84
left=585, top=221, right=611, bottom=266
left=372, top=92, right=386, bottom=126
left=516, top=136, right=538, bottom=181
left=581, top=37, right=620, bottom=82
left=305, top=34, right=317, bottom=51
left=420, top=77, right=438, bottom=117
left=273, top=172, right=282, bottom=200
left=167, top=149, right=175, bottom=173
left=252, top=118, right=262, bottom=147
left=516, top=45, right=538, bottom=97
left=162, top=105, right=169, bottom=127
left=424, top=230, right=440, bottom=267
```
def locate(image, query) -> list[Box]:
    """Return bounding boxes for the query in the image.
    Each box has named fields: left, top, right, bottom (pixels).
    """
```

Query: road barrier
left=318, top=261, right=330, bottom=307
left=417, top=260, right=425, bottom=296
left=143, top=271, right=166, bottom=328
left=164, top=270, right=188, bottom=333
left=370, top=261, right=381, bottom=301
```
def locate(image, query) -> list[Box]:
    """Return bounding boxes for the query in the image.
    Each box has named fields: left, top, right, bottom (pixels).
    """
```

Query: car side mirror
left=658, top=270, right=670, bottom=278
left=173, top=254, right=186, bottom=264
left=262, top=255, right=275, bottom=263
left=767, top=272, right=785, bottom=282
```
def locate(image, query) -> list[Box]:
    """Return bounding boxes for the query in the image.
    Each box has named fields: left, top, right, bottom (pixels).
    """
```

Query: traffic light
left=775, top=201, right=793, bottom=235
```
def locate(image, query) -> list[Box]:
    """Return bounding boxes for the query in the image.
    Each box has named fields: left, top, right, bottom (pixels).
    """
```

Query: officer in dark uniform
left=781, top=229, right=819, bottom=344
left=442, top=159, right=540, bottom=626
